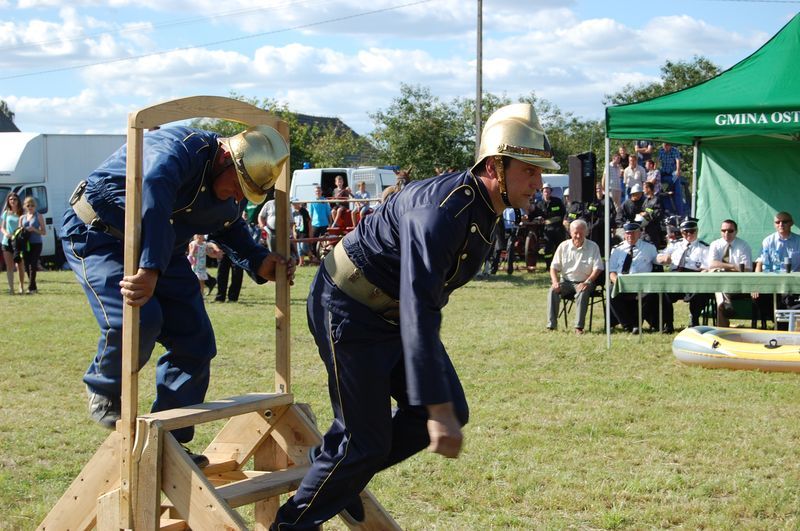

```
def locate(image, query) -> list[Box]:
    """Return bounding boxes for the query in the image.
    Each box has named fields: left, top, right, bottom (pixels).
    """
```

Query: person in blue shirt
left=61, top=125, right=294, bottom=463
left=270, top=103, right=559, bottom=529
left=754, top=211, right=800, bottom=326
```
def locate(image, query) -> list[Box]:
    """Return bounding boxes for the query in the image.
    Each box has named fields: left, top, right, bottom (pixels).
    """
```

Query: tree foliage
left=0, top=100, right=14, bottom=122
left=603, top=56, right=721, bottom=106
left=370, top=85, right=603, bottom=177
left=369, top=84, right=473, bottom=178
left=189, top=92, right=373, bottom=173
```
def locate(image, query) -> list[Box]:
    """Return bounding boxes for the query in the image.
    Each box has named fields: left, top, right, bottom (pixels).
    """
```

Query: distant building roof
left=295, top=113, right=356, bottom=135
left=0, top=113, right=20, bottom=132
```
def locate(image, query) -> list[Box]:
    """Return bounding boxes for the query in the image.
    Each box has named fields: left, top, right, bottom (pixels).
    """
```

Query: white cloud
left=4, top=89, right=130, bottom=133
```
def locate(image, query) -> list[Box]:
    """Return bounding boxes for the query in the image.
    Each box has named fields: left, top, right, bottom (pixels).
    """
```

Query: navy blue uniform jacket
left=342, top=170, right=499, bottom=405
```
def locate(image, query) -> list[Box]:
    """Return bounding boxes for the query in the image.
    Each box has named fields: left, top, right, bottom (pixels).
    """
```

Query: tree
left=369, top=84, right=473, bottom=178
left=0, top=100, right=14, bottom=122
left=603, top=56, right=721, bottom=106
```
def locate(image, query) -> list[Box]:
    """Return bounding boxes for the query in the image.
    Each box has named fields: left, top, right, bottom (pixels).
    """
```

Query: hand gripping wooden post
left=39, top=96, right=400, bottom=530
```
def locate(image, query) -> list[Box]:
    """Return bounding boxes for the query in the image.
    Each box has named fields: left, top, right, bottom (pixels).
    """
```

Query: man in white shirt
left=609, top=222, right=661, bottom=333
left=656, top=218, right=711, bottom=328
left=547, top=219, right=603, bottom=334
left=708, top=219, right=753, bottom=326
left=623, top=155, right=646, bottom=198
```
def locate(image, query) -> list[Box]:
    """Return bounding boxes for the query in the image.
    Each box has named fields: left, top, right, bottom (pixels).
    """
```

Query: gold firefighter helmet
left=472, top=103, right=560, bottom=172
left=223, top=125, right=290, bottom=204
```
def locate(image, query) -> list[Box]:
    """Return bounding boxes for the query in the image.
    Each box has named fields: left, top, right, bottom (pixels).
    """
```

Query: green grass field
left=2, top=267, right=800, bottom=530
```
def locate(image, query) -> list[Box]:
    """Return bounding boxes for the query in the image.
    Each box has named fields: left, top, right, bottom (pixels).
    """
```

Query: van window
left=320, top=171, right=348, bottom=198
left=0, top=187, right=11, bottom=207
left=21, top=186, right=48, bottom=214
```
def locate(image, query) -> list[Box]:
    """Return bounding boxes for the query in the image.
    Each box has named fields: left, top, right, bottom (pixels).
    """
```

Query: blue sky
left=1, top=0, right=798, bottom=135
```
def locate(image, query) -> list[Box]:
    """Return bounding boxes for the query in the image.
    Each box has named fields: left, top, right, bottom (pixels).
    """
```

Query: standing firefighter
left=531, top=182, right=567, bottom=269
left=61, top=126, right=294, bottom=463
left=271, top=103, right=559, bottom=529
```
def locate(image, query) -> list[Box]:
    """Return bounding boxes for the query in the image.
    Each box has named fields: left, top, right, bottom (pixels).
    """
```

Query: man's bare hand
left=426, top=402, right=463, bottom=458
left=119, top=268, right=159, bottom=307
left=258, top=253, right=296, bottom=285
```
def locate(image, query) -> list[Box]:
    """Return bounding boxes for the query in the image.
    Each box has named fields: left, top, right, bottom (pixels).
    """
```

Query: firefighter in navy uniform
left=531, top=182, right=566, bottom=269
left=61, top=126, right=294, bottom=461
left=270, top=103, right=560, bottom=529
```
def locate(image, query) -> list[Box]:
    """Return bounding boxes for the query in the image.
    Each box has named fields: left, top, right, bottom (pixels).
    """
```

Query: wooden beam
left=161, top=435, right=247, bottom=530
left=140, top=392, right=293, bottom=431
left=215, top=466, right=309, bottom=508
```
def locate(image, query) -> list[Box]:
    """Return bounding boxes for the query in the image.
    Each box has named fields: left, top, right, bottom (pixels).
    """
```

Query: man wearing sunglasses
left=708, top=219, right=753, bottom=326
left=61, top=125, right=295, bottom=464
left=754, top=212, right=800, bottom=328
left=657, top=218, right=711, bottom=329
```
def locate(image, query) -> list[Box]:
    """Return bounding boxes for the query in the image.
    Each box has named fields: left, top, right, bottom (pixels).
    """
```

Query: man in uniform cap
left=608, top=221, right=661, bottom=333
left=270, top=103, right=558, bottom=529
left=656, top=217, right=711, bottom=328
left=62, top=125, right=294, bottom=462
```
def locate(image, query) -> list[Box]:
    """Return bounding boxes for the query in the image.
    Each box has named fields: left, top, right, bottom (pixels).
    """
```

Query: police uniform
left=61, top=126, right=271, bottom=442
left=532, top=194, right=566, bottom=268
left=662, top=227, right=711, bottom=327
left=608, top=234, right=661, bottom=331
left=272, top=170, right=496, bottom=528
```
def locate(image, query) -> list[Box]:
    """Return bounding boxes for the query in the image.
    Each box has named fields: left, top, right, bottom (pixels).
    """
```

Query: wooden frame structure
left=38, top=96, right=400, bottom=530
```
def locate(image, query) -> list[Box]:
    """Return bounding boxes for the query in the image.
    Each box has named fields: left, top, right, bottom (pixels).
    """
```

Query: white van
left=289, top=167, right=397, bottom=203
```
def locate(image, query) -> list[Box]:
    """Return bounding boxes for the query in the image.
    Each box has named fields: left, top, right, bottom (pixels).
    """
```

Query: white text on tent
left=715, top=111, right=800, bottom=126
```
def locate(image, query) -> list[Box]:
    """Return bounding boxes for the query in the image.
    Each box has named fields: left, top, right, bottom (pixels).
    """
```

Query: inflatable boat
left=672, top=326, right=800, bottom=372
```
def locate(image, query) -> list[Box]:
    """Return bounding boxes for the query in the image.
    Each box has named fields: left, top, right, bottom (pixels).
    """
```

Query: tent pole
left=691, top=141, right=698, bottom=218
left=604, top=136, right=611, bottom=349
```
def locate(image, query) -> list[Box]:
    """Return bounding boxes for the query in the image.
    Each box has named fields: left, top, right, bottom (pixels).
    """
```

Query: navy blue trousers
left=64, top=227, right=216, bottom=442
left=272, top=266, right=469, bottom=529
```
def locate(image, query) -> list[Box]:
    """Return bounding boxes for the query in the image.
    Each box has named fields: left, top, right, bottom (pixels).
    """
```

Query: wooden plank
left=96, top=488, right=121, bottom=530
left=203, top=406, right=289, bottom=466
left=161, top=435, right=247, bottom=530
left=159, top=518, right=189, bottom=531
left=253, top=437, right=289, bottom=530
left=268, top=404, right=323, bottom=465
left=129, top=96, right=285, bottom=130
left=38, top=432, right=121, bottom=531
left=134, top=419, right=162, bottom=530
left=120, top=123, right=144, bottom=529
left=216, top=466, right=309, bottom=508
left=274, top=118, right=292, bottom=395
left=140, top=393, right=293, bottom=431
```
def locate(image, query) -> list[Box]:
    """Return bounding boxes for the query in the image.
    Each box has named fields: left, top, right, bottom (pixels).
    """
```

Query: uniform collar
left=469, top=171, right=500, bottom=216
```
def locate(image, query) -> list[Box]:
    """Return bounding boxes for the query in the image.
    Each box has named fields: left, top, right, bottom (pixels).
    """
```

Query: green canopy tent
left=605, top=12, right=800, bottom=250
left=602, top=13, right=800, bottom=340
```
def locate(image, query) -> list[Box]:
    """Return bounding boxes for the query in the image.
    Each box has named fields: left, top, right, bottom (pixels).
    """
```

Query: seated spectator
left=330, top=174, right=351, bottom=222
left=656, top=218, right=711, bottom=328
left=617, top=183, right=644, bottom=228
left=708, top=219, right=753, bottom=326
left=546, top=219, right=603, bottom=335
left=754, top=212, right=800, bottom=328
left=351, top=181, right=372, bottom=225
left=609, top=222, right=661, bottom=333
